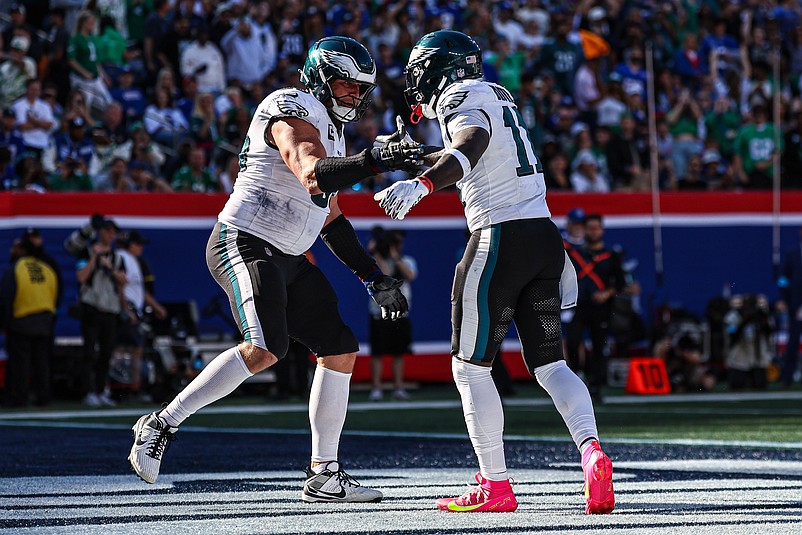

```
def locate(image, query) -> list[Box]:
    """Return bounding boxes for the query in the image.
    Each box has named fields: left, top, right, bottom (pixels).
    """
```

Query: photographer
left=67, top=216, right=127, bottom=407
left=725, top=294, right=773, bottom=390
left=368, top=227, right=417, bottom=401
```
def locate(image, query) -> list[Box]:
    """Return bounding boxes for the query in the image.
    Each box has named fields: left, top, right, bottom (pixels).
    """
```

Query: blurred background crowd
left=1, top=0, right=802, bottom=194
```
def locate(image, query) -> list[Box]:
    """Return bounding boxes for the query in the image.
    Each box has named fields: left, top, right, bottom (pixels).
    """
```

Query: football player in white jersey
left=375, top=31, right=615, bottom=514
left=129, top=36, right=423, bottom=503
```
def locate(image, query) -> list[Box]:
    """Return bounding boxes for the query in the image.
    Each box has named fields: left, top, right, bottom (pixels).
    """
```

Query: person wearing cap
left=570, top=149, right=610, bottom=193
left=2, top=5, right=40, bottom=63
left=42, top=115, right=98, bottom=176
left=0, top=237, right=59, bottom=407
left=564, top=213, right=626, bottom=404
left=68, top=10, right=113, bottom=113
left=67, top=215, right=126, bottom=408
left=563, top=207, right=586, bottom=249
left=10, top=79, right=55, bottom=156
left=0, top=34, right=37, bottom=109
left=115, top=230, right=167, bottom=401
left=110, top=66, right=147, bottom=120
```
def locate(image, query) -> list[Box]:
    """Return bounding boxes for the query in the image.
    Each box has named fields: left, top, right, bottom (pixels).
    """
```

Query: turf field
left=1, top=386, right=801, bottom=534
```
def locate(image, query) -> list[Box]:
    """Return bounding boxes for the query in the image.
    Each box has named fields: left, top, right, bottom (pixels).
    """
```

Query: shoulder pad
left=262, top=89, right=322, bottom=122
left=437, top=80, right=497, bottom=117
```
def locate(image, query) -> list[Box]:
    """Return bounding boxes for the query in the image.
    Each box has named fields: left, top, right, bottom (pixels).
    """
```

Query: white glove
left=373, top=178, right=431, bottom=220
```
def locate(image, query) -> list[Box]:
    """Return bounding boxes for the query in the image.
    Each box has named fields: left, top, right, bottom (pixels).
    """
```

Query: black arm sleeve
left=319, top=214, right=379, bottom=281
left=314, top=149, right=381, bottom=193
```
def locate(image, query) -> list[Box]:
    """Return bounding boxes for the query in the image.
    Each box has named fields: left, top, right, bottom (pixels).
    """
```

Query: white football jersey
left=218, top=89, right=345, bottom=255
left=436, top=79, right=551, bottom=232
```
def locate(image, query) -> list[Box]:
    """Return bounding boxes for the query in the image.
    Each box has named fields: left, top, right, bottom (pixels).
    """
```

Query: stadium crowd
left=1, top=0, right=801, bottom=193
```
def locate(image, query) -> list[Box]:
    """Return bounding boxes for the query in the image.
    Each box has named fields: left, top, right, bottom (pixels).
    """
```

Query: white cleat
left=128, top=412, right=177, bottom=484
left=302, top=461, right=383, bottom=503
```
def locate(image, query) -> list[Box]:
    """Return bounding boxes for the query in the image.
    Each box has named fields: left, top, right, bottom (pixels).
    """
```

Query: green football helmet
left=404, top=30, right=483, bottom=122
left=299, top=36, right=377, bottom=123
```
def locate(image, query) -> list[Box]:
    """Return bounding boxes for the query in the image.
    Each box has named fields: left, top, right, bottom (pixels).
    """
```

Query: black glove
left=364, top=272, right=409, bottom=320
left=370, top=115, right=424, bottom=174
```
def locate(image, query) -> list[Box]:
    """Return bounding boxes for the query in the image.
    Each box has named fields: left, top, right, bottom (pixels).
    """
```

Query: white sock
left=309, top=366, right=351, bottom=464
left=160, top=347, right=253, bottom=428
left=535, top=360, right=599, bottom=452
left=452, top=358, right=508, bottom=481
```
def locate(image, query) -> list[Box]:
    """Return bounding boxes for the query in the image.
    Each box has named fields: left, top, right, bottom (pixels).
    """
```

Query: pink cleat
left=436, top=472, right=518, bottom=512
left=582, top=440, right=615, bottom=514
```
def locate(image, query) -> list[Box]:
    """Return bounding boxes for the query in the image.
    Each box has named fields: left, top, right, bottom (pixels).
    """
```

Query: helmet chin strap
left=410, top=104, right=423, bottom=124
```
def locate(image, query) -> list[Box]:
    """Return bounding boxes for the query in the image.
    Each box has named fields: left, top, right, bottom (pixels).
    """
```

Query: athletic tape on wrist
left=444, top=148, right=472, bottom=177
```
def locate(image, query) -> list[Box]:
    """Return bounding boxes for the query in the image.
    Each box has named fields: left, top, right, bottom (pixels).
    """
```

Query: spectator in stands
left=155, top=67, right=180, bottom=102
left=783, top=110, right=802, bottom=189
left=190, top=92, right=219, bottom=160
left=111, top=66, right=148, bottom=121
left=180, top=26, right=226, bottom=95
left=536, top=13, right=584, bottom=95
left=68, top=10, right=113, bottom=114
left=2, top=4, right=41, bottom=63
left=570, top=150, right=610, bottom=193
left=672, top=34, right=703, bottom=90
left=143, top=88, right=190, bottom=148
left=704, top=95, right=741, bottom=163
left=47, top=155, right=93, bottom=191
left=43, top=116, right=97, bottom=174
left=160, top=15, right=195, bottom=84
left=734, top=104, right=781, bottom=189
left=94, top=156, right=133, bottom=192
left=61, top=90, right=94, bottom=132
left=666, top=87, right=703, bottom=182
left=171, top=147, right=219, bottom=192
left=42, top=7, right=71, bottom=103
left=221, top=15, right=263, bottom=88
left=0, top=147, right=16, bottom=190
left=545, top=151, right=570, bottom=191
left=0, top=237, right=59, bottom=407
left=114, top=121, right=166, bottom=174
left=11, top=79, right=55, bottom=159
left=614, top=47, right=648, bottom=98
left=95, top=15, right=129, bottom=73
left=675, top=154, right=709, bottom=191
left=250, top=1, right=278, bottom=81
left=0, top=108, right=26, bottom=164
left=595, top=73, right=627, bottom=129
left=143, top=0, right=173, bottom=82
left=0, top=35, right=37, bottom=110
left=129, top=161, right=171, bottom=192
left=66, top=216, right=126, bottom=407
left=700, top=16, right=739, bottom=76
left=605, top=114, right=646, bottom=190
left=14, top=155, right=47, bottom=192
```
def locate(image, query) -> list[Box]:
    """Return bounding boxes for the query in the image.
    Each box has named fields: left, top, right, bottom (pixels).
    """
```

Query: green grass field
left=13, top=382, right=800, bottom=446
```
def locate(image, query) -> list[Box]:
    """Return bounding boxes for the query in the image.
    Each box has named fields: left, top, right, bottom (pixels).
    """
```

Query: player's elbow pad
left=314, top=149, right=381, bottom=193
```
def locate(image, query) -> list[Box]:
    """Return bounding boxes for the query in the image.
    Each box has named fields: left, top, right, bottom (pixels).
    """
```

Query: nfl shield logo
left=457, top=68, right=465, bottom=78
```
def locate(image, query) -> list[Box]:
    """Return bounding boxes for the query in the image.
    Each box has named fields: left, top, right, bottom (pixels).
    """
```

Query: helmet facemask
left=403, top=31, right=483, bottom=123
left=299, top=37, right=377, bottom=123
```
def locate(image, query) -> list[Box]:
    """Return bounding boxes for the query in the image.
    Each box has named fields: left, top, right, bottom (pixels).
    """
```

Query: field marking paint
left=1, top=419, right=800, bottom=450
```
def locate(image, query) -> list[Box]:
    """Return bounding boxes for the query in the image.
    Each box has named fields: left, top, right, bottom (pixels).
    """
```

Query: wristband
left=418, top=175, right=434, bottom=194
left=444, top=148, right=472, bottom=177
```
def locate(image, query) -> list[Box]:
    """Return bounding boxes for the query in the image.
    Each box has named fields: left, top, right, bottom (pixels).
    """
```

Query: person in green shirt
left=734, top=104, right=782, bottom=189
left=171, top=147, right=219, bottom=192
left=48, top=158, right=94, bottom=191
left=67, top=10, right=112, bottom=113
left=665, top=88, right=703, bottom=180
left=94, top=15, right=128, bottom=67
left=704, top=95, right=741, bottom=160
